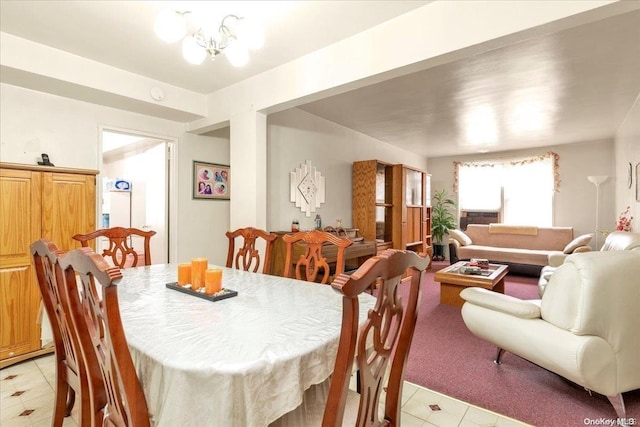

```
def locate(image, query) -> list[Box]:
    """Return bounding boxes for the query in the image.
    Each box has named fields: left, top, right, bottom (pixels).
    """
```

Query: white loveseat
left=460, top=251, right=640, bottom=420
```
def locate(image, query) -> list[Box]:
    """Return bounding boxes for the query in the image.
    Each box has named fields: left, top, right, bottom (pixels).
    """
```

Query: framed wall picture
left=193, top=161, right=230, bottom=200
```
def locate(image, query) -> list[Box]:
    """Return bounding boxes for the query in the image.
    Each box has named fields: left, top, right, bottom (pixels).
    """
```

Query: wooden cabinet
left=0, top=163, right=97, bottom=368
left=352, top=160, right=394, bottom=254
left=352, top=160, right=433, bottom=266
left=353, top=161, right=432, bottom=267
left=392, top=165, right=431, bottom=257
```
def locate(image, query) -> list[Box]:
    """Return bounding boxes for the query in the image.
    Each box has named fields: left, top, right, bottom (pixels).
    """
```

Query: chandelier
left=154, top=9, right=264, bottom=67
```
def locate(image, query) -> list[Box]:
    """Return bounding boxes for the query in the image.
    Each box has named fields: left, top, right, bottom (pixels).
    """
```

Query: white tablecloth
left=117, top=264, right=375, bottom=427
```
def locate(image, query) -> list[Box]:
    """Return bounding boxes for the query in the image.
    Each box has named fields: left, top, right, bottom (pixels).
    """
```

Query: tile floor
left=1, top=354, right=531, bottom=427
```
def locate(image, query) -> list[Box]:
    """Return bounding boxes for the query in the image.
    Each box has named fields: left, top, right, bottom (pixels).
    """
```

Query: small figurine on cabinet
left=37, top=153, right=54, bottom=166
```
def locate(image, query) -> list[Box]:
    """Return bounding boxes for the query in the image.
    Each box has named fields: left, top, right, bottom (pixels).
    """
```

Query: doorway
left=99, top=128, right=175, bottom=264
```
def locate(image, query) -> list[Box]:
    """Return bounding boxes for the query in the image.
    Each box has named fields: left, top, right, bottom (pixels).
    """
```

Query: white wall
left=176, top=130, right=230, bottom=265
left=426, top=139, right=615, bottom=241
left=614, top=93, right=640, bottom=230
left=0, top=83, right=230, bottom=265
left=267, top=108, right=428, bottom=232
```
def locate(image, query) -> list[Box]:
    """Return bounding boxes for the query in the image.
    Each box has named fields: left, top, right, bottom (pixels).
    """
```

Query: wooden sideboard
left=0, top=162, right=98, bottom=368
left=268, top=231, right=377, bottom=278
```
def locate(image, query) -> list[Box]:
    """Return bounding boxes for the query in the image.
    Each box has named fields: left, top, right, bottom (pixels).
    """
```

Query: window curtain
left=454, top=152, right=559, bottom=226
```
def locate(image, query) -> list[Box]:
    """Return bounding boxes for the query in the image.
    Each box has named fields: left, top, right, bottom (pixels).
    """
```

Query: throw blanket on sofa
left=488, top=224, right=538, bottom=236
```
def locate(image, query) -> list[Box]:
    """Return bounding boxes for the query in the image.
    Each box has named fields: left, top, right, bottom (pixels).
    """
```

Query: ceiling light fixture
left=154, top=9, right=264, bottom=67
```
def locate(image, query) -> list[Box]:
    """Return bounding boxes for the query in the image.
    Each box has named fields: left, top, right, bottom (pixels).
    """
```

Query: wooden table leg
left=440, top=282, right=465, bottom=307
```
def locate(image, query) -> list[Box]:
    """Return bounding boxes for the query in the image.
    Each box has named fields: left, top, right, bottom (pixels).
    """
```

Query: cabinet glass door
left=405, top=169, right=423, bottom=206
left=376, top=163, right=393, bottom=204
left=375, top=206, right=393, bottom=241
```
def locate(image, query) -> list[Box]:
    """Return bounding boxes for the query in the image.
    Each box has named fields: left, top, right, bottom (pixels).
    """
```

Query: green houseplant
left=430, top=188, right=457, bottom=260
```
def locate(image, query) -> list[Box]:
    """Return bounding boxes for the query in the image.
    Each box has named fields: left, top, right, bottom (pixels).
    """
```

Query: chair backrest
left=73, top=227, right=156, bottom=268
left=225, top=227, right=277, bottom=274
left=58, top=246, right=150, bottom=427
left=323, top=249, right=430, bottom=427
left=283, top=230, right=353, bottom=284
left=31, top=239, right=88, bottom=426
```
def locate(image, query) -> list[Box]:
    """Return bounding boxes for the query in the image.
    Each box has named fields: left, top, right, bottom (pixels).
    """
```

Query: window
left=455, top=152, right=559, bottom=227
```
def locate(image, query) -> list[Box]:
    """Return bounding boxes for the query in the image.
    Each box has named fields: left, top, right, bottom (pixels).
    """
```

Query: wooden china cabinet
left=352, top=160, right=394, bottom=254
left=352, top=160, right=432, bottom=267
left=0, top=162, right=97, bottom=368
left=392, top=165, right=432, bottom=259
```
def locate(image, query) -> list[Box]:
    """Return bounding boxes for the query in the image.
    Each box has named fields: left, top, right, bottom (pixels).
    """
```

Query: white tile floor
left=1, top=354, right=531, bottom=427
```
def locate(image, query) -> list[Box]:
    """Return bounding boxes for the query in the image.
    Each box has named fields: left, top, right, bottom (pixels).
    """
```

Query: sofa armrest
left=548, top=252, right=569, bottom=267
left=460, top=287, right=541, bottom=319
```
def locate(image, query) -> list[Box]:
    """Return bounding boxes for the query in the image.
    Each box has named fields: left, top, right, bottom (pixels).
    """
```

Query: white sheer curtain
left=457, top=154, right=556, bottom=226
left=503, top=158, right=554, bottom=226
left=458, top=164, right=502, bottom=211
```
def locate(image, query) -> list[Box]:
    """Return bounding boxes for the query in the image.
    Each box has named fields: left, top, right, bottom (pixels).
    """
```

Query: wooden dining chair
left=72, top=226, right=156, bottom=268
left=283, top=229, right=353, bottom=284
left=30, top=239, right=93, bottom=427
left=272, top=249, right=430, bottom=426
left=225, top=227, right=277, bottom=274
left=324, top=249, right=429, bottom=426
left=58, top=246, right=151, bottom=427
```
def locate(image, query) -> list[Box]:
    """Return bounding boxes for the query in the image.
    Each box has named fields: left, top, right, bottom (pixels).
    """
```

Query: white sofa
left=460, top=251, right=640, bottom=420
left=538, top=231, right=640, bottom=295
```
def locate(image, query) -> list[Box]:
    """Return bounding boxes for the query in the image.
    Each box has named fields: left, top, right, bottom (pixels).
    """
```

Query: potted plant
left=430, top=188, right=457, bottom=260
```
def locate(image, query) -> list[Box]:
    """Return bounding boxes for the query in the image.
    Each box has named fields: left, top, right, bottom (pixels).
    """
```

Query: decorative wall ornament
left=290, top=160, right=325, bottom=217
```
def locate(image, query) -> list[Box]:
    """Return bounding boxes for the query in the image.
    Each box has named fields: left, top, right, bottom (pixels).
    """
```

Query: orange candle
left=205, top=269, right=222, bottom=295
left=191, top=258, right=208, bottom=290
left=177, top=263, right=192, bottom=286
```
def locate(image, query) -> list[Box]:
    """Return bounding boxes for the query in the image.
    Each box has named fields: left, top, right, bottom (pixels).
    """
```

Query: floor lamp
left=587, top=175, right=608, bottom=249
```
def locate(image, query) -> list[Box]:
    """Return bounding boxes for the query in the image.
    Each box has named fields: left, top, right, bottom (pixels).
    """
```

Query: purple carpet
left=403, top=261, right=640, bottom=427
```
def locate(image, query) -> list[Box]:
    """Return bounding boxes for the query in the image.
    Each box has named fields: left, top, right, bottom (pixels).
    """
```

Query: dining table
left=116, top=263, right=376, bottom=427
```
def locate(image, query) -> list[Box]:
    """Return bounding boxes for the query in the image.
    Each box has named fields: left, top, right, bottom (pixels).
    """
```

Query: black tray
left=165, top=282, right=238, bottom=302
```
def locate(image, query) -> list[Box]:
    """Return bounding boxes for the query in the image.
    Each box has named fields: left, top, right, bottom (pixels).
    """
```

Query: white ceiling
left=1, top=1, right=639, bottom=158
left=299, top=9, right=640, bottom=157
left=0, top=0, right=428, bottom=94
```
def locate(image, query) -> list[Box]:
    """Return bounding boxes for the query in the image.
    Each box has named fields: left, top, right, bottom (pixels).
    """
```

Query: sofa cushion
left=449, top=229, right=472, bottom=246
left=563, top=233, right=593, bottom=254
left=457, top=245, right=552, bottom=267
left=464, top=224, right=573, bottom=251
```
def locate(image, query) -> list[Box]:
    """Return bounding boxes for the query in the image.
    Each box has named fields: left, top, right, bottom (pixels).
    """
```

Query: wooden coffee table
left=434, top=261, right=509, bottom=307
